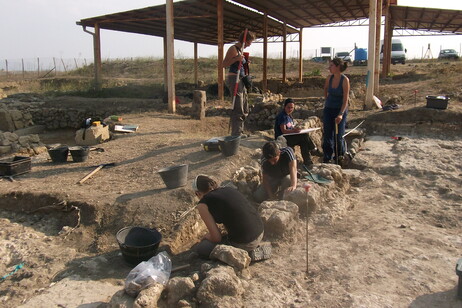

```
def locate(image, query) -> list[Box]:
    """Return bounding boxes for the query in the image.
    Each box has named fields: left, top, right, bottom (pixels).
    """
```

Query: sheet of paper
left=282, top=127, right=321, bottom=136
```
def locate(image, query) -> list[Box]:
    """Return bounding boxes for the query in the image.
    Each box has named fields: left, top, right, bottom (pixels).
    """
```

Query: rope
left=0, top=263, right=24, bottom=283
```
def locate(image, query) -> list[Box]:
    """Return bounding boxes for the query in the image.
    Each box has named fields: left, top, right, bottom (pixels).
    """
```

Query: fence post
left=61, top=58, right=67, bottom=72
left=22, top=59, right=25, bottom=79
left=5, top=59, right=8, bottom=77
left=53, top=58, right=57, bottom=76
left=37, top=57, right=40, bottom=77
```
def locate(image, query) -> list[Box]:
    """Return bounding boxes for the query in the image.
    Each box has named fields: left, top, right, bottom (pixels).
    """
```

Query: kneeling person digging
left=253, top=142, right=298, bottom=203
left=191, top=175, right=271, bottom=262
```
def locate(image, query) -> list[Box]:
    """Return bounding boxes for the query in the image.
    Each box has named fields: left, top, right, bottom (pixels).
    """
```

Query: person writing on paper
left=322, top=57, right=350, bottom=163
left=222, top=30, right=255, bottom=136
left=191, top=174, right=271, bottom=261
left=274, top=98, right=316, bottom=167
left=253, top=142, right=298, bottom=203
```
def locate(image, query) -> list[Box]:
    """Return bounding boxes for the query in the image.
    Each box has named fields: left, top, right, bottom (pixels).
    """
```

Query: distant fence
left=0, top=57, right=93, bottom=78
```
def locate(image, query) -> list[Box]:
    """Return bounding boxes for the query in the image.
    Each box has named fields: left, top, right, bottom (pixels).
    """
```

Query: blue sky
left=1, top=0, right=461, bottom=62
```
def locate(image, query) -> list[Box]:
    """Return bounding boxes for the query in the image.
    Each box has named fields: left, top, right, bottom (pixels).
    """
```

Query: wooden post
left=163, top=36, right=168, bottom=103
left=382, top=0, right=393, bottom=77
left=282, top=22, right=287, bottom=83
left=217, top=0, right=224, bottom=100
left=37, top=57, right=40, bottom=77
left=166, top=0, right=176, bottom=113
left=365, top=0, right=377, bottom=109
left=194, top=42, right=198, bottom=87
left=374, top=0, right=382, bottom=95
left=93, top=23, right=102, bottom=91
left=61, top=58, right=67, bottom=72
left=262, top=12, right=268, bottom=92
left=5, top=60, right=8, bottom=77
left=298, top=28, right=303, bottom=83
left=22, top=59, right=25, bottom=79
left=53, top=58, right=57, bottom=76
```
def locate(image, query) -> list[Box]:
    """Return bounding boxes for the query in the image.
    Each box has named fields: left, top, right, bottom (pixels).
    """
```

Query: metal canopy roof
left=77, top=0, right=298, bottom=46
left=231, top=0, right=371, bottom=28
left=231, top=0, right=462, bottom=34
left=390, top=6, right=462, bottom=35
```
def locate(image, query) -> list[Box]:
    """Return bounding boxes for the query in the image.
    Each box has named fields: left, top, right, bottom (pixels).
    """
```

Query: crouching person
left=253, top=142, right=298, bottom=203
left=192, top=174, right=270, bottom=261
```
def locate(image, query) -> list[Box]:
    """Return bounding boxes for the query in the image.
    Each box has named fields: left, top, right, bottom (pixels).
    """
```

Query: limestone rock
left=166, top=277, right=195, bottom=306
left=258, top=200, right=299, bottom=238
left=75, top=125, right=110, bottom=146
left=210, top=245, right=251, bottom=270
left=133, top=282, right=164, bottom=308
left=196, top=266, right=244, bottom=308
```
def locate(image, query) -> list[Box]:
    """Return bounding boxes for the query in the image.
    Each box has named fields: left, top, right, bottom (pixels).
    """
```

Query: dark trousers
left=322, top=107, right=347, bottom=162
left=285, top=134, right=315, bottom=165
left=226, top=75, right=248, bottom=136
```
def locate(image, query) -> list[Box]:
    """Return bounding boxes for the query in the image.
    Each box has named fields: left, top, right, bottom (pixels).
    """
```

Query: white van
left=380, top=38, right=406, bottom=64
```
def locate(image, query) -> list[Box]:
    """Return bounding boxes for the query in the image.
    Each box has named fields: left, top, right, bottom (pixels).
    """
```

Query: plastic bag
left=124, top=251, right=172, bottom=297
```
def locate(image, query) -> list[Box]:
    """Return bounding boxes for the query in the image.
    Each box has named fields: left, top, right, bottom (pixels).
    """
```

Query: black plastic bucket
left=48, top=146, right=69, bottom=163
left=218, top=135, right=241, bottom=156
left=158, top=164, right=188, bottom=189
left=69, top=146, right=90, bottom=162
left=116, top=226, right=162, bottom=265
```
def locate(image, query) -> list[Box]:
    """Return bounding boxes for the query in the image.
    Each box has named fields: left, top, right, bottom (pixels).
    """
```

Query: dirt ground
left=0, top=61, right=461, bottom=307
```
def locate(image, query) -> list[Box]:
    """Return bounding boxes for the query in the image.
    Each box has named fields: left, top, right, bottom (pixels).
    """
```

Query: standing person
left=274, top=98, right=316, bottom=167
left=222, top=30, right=255, bottom=136
left=322, top=57, right=350, bottom=163
left=253, top=142, right=298, bottom=203
left=192, top=175, right=271, bottom=261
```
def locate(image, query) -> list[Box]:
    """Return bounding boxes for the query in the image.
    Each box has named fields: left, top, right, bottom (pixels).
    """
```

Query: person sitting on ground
left=253, top=142, right=298, bottom=203
left=192, top=174, right=271, bottom=261
left=274, top=98, right=316, bottom=167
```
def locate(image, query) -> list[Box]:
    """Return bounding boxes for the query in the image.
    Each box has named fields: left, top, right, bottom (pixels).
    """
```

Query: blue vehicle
left=353, top=48, right=367, bottom=66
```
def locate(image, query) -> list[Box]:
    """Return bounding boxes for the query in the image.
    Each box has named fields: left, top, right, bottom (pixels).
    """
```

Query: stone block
left=0, top=109, right=15, bottom=132
left=75, top=125, right=110, bottom=146
left=210, top=245, right=251, bottom=270
left=191, top=90, right=206, bottom=120
left=0, top=145, right=11, bottom=155
left=9, top=110, right=23, bottom=121
left=14, top=125, right=46, bottom=136
left=13, top=120, right=25, bottom=130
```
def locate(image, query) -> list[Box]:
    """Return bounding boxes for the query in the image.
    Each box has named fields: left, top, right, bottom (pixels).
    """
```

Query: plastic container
left=69, top=146, right=90, bottom=162
left=0, top=156, right=32, bottom=176
left=48, top=146, right=69, bottom=163
left=426, top=95, right=449, bottom=109
left=116, top=226, right=162, bottom=265
left=218, top=135, right=241, bottom=156
left=158, top=164, right=188, bottom=189
left=202, top=137, right=223, bottom=152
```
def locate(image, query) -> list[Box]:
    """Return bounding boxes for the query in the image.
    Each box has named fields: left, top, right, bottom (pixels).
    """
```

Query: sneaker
left=249, top=242, right=272, bottom=262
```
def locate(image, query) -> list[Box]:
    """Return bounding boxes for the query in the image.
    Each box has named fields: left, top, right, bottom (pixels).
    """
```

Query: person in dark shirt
left=192, top=174, right=269, bottom=260
left=323, top=57, right=350, bottom=163
left=253, top=142, right=298, bottom=203
left=274, top=98, right=316, bottom=167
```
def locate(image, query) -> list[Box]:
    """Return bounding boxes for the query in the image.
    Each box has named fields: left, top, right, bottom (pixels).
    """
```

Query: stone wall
left=0, top=132, right=46, bottom=156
